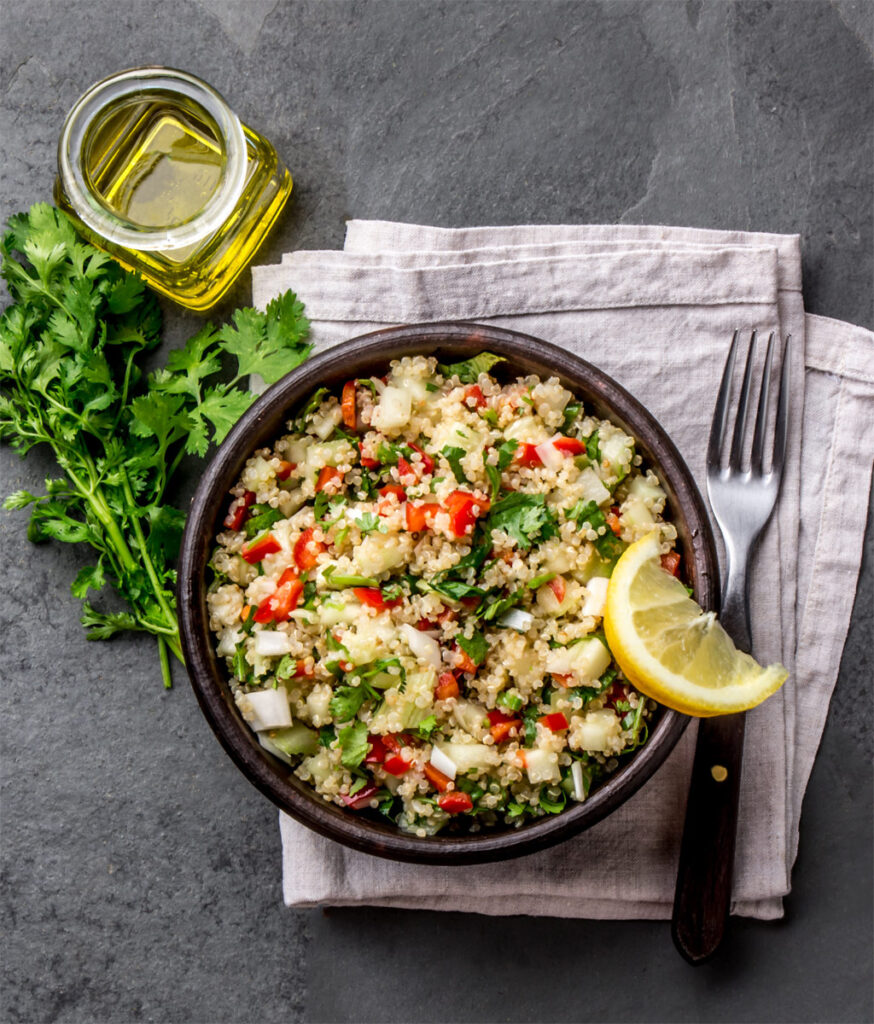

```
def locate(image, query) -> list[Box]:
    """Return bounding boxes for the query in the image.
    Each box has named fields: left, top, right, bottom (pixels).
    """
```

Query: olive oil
left=56, top=68, right=292, bottom=310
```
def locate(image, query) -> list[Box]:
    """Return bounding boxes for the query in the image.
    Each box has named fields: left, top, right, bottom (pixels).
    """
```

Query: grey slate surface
left=1, top=2, right=871, bottom=1021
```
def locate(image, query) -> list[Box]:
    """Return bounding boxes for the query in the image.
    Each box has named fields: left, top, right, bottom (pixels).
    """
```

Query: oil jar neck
left=57, top=66, right=247, bottom=252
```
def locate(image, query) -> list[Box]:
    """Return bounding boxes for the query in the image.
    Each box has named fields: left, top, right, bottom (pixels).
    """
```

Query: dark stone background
left=1, top=2, right=871, bottom=1021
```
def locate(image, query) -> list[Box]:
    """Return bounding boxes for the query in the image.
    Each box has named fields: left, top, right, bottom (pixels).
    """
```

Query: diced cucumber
left=619, top=494, right=655, bottom=529
left=451, top=699, right=488, bottom=738
left=299, top=749, right=334, bottom=787
left=440, top=742, right=501, bottom=774
left=545, top=637, right=612, bottom=683
left=264, top=722, right=319, bottom=758
left=372, top=386, right=412, bottom=434
left=522, top=748, right=560, bottom=784
left=354, top=533, right=409, bottom=576
left=598, top=430, right=634, bottom=483
left=369, top=670, right=437, bottom=733
left=316, top=599, right=360, bottom=627
left=573, top=709, right=621, bottom=752
left=577, top=467, right=612, bottom=507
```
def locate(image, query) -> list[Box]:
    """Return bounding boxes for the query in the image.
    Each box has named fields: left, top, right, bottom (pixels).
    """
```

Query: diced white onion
left=497, top=608, right=534, bottom=632
left=400, top=623, right=442, bottom=669
left=370, top=376, right=386, bottom=394
left=254, top=630, right=293, bottom=657
left=571, top=760, right=586, bottom=801
left=535, top=437, right=564, bottom=471
left=581, top=576, right=609, bottom=618
left=429, top=745, right=458, bottom=780
left=240, top=687, right=292, bottom=731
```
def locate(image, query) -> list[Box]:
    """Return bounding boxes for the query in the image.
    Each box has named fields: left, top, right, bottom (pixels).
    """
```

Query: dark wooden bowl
left=178, top=322, right=718, bottom=864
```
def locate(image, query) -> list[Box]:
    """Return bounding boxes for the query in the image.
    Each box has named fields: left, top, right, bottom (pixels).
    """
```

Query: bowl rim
left=178, top=321, right=718, bottom=865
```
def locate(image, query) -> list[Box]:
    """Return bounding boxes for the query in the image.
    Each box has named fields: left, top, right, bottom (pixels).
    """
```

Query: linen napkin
left=251, top=223, right=874, bottom=920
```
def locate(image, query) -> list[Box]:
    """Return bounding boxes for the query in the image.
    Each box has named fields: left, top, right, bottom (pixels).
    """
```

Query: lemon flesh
left=603, top=532, right=788, bottom=717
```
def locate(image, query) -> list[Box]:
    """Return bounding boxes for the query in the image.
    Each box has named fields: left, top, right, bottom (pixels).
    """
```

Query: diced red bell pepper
left=416, top=618, right=439, bottom=632
left=293, top=527, right=326, bottom=571
left=435, top=672, right=460, bottom=700
left=352, top=587, right=402, bottom=611
left=463, top=384, right=486, bottom=409
left=552, top=436, right=585, bottom=455
left=539, top=711, right=569, bottom=731
left=254, top=568, right=303, bottom=623
left=515, top=443, right=543, bottom=468
left=405, top=501, right=439, bottom=532
left=341, top=381, right=357, bottom=429
left=241, top=531, right=282, bottom=564
left=378, top=483, right=407, bottom=502
left=606, top=510, right=622, bottom=537
left=661, top=551, right=682, bottom=577
left=360, top=455, right=380, bottom=469
left=276, top=460, right=296, bottom=481
left=424, top=763, right=452, bottom=792
left=383, top=754, right=412, bottom=777
left=453, top=644, right=478, bottom=675
left=489, top=720, right=519, bottom=743
left=487, top=709, right=521, bottom=743
left=548, top=576, right=566, bottom=603
left=315, top=466, right=343, bottom=493
left=292, top=660, right=315, bottom=678
left=223, top=490, right=256, bottom=531
left=438, top=791, right=473, bottom=814
left=365, top=735, right=388, bottom=764
left=407, top=442, right=435, bottom=475
left=342, top=784, right=380, bottom=809
left=381, top=734, right=413, bottom=754
left=397, top=456, right=415, bottom=480
left=552, top=673, right=574, bottom=688
left=444, top=489, right=490, bottom=538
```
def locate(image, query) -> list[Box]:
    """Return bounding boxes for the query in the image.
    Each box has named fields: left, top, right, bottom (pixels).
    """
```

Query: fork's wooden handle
left=671, top=712, right=747, bottom=964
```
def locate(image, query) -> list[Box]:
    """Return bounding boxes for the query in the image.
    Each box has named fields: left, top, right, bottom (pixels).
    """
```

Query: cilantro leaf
left=416, top=715, right=439, bottom=740
left=487, top=493, right=558, bottom=550
left=437, top=352, right=505, bottom=384
left=330, top=685, right=369, bottom=722
left=561, top=403, right=581, bottom=434
left=428, top=579, right=487, bottom=602
left=217, top=302, right=311, bottom=386
left=457, top=629, right=489, bottom=666
left=441, top=445, right=469, bottom=484
left=338, top=721, right=370, bottom=768
left=480, top=589, right=524, bottom=622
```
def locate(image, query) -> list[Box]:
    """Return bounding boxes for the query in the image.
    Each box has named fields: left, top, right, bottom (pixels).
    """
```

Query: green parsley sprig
left=0, top=204, right=311, bottom=687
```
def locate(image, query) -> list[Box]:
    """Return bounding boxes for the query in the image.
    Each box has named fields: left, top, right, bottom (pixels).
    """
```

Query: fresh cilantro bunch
left=0, top=204, right=311, bottom=687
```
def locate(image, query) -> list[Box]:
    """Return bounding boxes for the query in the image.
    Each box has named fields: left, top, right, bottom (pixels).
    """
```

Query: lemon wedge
left=603, top=532, right=788, bottom=717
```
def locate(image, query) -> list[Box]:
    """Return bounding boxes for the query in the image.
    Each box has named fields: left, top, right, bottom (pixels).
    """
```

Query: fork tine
left=750, top=332, right=775, bottom=474
left=770, top=335, right=791, bottom=479
left=728, top=330, right=758, bottom=471
left=707, top=329, right=741, bottom=468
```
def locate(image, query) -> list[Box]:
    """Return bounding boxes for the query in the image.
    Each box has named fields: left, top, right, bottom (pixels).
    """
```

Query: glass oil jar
left=55, top=67, right=292, bottom=310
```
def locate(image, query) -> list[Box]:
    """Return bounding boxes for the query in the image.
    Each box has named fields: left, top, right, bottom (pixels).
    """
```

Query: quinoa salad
left=207, top=352, right=681, bottom=836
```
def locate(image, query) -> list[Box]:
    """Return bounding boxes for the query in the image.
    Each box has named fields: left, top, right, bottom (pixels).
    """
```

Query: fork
left=671, top=328, right=791, bottom=964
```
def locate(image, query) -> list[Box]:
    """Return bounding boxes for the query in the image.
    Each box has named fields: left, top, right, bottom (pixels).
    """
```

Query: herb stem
left=157, top=636, right=173, bottom=689
left=119, top=470, right=179, bottom=633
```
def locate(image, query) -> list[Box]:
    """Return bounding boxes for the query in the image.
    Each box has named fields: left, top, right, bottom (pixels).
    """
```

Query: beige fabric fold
left=250, top=222, right=873, bottom=920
